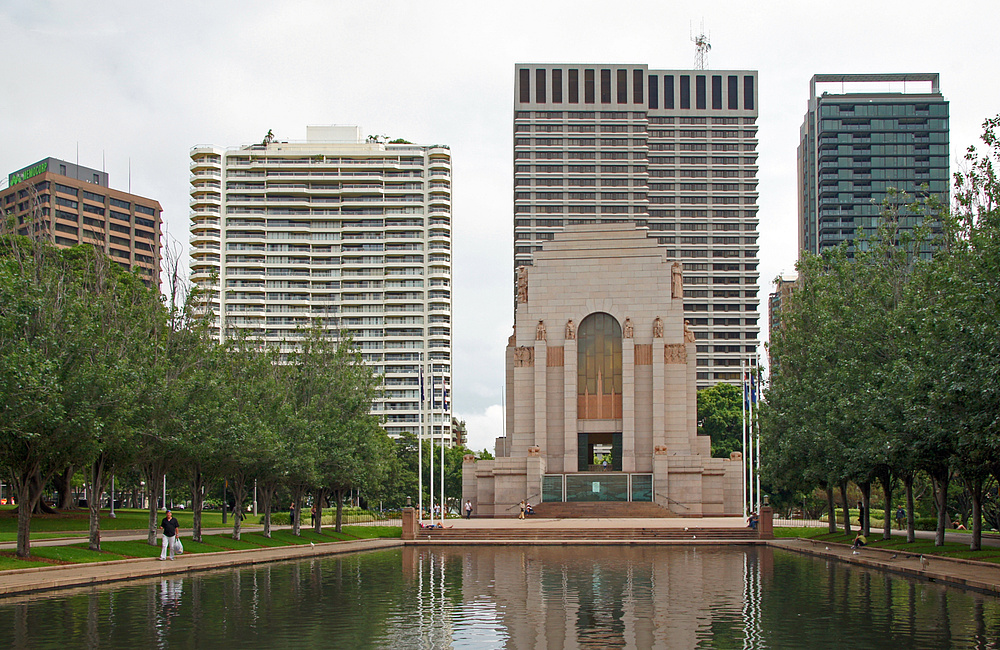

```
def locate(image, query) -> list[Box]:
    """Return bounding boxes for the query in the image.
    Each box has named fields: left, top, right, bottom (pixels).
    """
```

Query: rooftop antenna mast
left=691, top=21, right=711, bottom=70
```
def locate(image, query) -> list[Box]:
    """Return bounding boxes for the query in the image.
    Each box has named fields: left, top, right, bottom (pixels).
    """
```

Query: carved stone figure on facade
left=623, top=318, right=634, bottom=339
left=652, top=316, right=664, bottom=339
left=664, top=343, right=687, bottom=364
left=516, top=265, right=528, bottom=303
left=514, top=346, right=534, bottom=367
left=683, top=319, right=696, bottom=343
left=565, top=319, right=576, bottom=340
left=671, top=261, right=683, bottom=299
left=536, top=320, right=546, bottom=341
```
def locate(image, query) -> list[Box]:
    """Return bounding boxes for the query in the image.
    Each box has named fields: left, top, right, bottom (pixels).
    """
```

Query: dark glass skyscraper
left=797, top=74, right=949, bottom=257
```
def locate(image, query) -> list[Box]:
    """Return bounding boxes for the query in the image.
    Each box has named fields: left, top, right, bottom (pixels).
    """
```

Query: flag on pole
left=420, top=365, right=425, bottom=404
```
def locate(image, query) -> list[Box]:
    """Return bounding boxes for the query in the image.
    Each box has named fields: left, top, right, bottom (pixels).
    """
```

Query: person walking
left=519, top=500, right=526, bottom=520
left=895, top=506, right=906, bottom=530
left=310, top=504, right=317, bottom=527
left=465, top=500, right=473, bottom=520
left=159, top=510, right=180, bottom=561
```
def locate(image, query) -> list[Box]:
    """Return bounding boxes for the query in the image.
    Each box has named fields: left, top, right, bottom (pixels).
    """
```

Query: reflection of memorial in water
left=3, top=547, right=999, bottom=647
left=404, top=545, right=770, bottom=648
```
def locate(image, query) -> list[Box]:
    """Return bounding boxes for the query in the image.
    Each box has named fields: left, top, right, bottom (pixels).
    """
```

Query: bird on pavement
left=920, top=555, right=929, bottom=569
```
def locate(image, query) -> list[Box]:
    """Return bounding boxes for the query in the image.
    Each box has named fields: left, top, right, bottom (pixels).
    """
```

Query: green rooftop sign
left=8, top=160, right=48, bottom=186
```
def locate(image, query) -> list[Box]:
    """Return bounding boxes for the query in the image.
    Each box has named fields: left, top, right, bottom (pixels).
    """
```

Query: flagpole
left=440, top=375, right=445, bottom=524
left=741, top=359, right=747, bottom=520
left=747, top=354, right=754, bottom=514
left=419, top=364, right=424, bottom=525
left=755, top=353, right=762, bottom=512
left=429, top=371, right=435, bottom=523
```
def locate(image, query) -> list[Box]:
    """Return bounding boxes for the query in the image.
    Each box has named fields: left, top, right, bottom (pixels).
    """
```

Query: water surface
left=2, top=545, right=998, bottom=648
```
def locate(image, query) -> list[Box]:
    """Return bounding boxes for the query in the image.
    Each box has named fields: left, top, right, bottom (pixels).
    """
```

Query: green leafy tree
left=697, top=383, right=743, bottom=459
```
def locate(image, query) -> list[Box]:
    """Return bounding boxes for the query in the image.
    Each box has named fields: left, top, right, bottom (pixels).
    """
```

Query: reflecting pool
left=2, top=545, right=999, bottom=648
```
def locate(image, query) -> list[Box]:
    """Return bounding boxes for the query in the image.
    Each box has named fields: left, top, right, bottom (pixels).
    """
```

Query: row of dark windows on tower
left=519, top=69, right=755, bottom=111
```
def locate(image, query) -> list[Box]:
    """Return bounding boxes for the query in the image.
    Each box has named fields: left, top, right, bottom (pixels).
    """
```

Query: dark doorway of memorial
left=577, top=432, right=622, bottom=472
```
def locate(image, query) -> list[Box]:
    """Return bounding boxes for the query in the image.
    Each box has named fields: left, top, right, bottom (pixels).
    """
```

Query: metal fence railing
left=773, top=518, right=825, bottom=528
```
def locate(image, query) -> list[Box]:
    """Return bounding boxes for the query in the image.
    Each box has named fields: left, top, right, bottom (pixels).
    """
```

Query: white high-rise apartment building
left=514, top=64, right=760, bottom=389
left=189, top=126, right=453, bottom=442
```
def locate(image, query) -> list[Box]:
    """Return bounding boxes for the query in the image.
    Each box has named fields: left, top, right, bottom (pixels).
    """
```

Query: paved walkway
left=0, top=537, right=401, bottom=598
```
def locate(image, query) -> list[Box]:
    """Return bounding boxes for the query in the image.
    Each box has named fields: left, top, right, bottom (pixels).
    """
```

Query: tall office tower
left=189, top=126, right=453, bottom=443
left=767, top=273, right=798, bottom=370
left=1, top=157, right=162, bottom=285
left=514, top=64, right=760, bottom=389
left=798, top=74, right=949, bottom=257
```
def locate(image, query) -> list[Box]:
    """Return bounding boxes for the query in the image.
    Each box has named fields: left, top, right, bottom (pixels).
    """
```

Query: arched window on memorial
left=577, top=312, right=623, bottom=419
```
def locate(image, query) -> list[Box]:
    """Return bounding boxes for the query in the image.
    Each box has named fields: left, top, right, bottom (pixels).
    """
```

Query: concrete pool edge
left=771, top=538, right=1000, bottom=596
left=3, top=535, right=999, bottom=600
left=0, top=538, right=402, bottom=599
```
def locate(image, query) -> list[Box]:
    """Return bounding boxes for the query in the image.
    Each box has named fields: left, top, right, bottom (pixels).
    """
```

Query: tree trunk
left=859, top=480, right=871, bottom=536
left=230, top=476, right=247, bottom=541
left=825, top=485, right=836, bottom=533
left=87, top=455, right=110, bottom=552
left=930, top=470, right=949, bottom=547
left=190, top=466, right=204, bottom=543
left=966, top=473, right=983, bottom=552
left=13, top=463, right=48, bottom=558
left=15, top=476, right=35, bottom=558
left=313, top=488, right=326, bottom=535
left=904, top=474, right=916, bottom=543
left=877, top=467, right=893, bottom=540
left=259, top=482, right=275, bottom=538
left=291, top=488, right=306, bottom=536
left=53, top=466, right=75, bottom=510
left=335, top=489, right=345, bottom=533
left=839, top=481, right=851, bottom=534
left=18, top=471, right=58, bottom=515
left=144, top=464, right=165, bottom=546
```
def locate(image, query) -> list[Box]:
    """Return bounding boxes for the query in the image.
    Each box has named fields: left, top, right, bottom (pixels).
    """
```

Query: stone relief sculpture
left=514, top=346, right=534, bottom=367
left=623, top=318, right=634, bottom=339
left=652, top=316, right=664, bottom=339
left=516, top=265, right=528, bottom=303
left=671, top=261, right=683, bottom=299
left=664, top=343, right=687, bottom=364
left=565, top=319, right=576, bottom=340
left=536, top=320, right=546, bottom=341
left=683, top=319, right=696, bottom=343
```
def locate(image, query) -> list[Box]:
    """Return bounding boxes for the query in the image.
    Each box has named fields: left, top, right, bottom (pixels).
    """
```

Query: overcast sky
left=3, top=1, right=998, bottom=452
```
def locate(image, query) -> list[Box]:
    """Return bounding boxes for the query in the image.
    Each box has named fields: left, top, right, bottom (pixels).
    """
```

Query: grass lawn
left=0, top=552, right=50, bottom=570
left=0, top=507, right=231, bottom=535
left=775, top=526, right=1000, bottom=563
left=0, top=523, right=400, bottom=573
left=0, top=532, right=90, bottom=543
left=29, top=545, right=130, bottom=563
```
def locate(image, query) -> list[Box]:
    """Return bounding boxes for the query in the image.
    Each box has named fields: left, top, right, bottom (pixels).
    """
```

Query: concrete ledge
left=771, top=538, right=1000, bottom=597
left=0, top=538, right=402, bottom=599
left=406, top=539, right=767, bottom=546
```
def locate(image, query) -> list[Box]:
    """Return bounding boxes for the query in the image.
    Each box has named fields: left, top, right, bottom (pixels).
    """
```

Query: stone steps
left=528, top=502, right=677, bottom=518
left=418, top=527, right=759, bottom=541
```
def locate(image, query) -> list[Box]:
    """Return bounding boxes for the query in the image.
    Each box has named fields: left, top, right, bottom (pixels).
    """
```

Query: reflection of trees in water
left=762, top=552, right=1000, bottom=647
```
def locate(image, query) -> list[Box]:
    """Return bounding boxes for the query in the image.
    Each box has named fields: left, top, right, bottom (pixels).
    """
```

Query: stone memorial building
left=463, top=224, right=742, bottom=517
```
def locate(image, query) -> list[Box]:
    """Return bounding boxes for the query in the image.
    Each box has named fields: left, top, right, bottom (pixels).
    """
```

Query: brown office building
left=2, top=157, right=162, bottom=285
